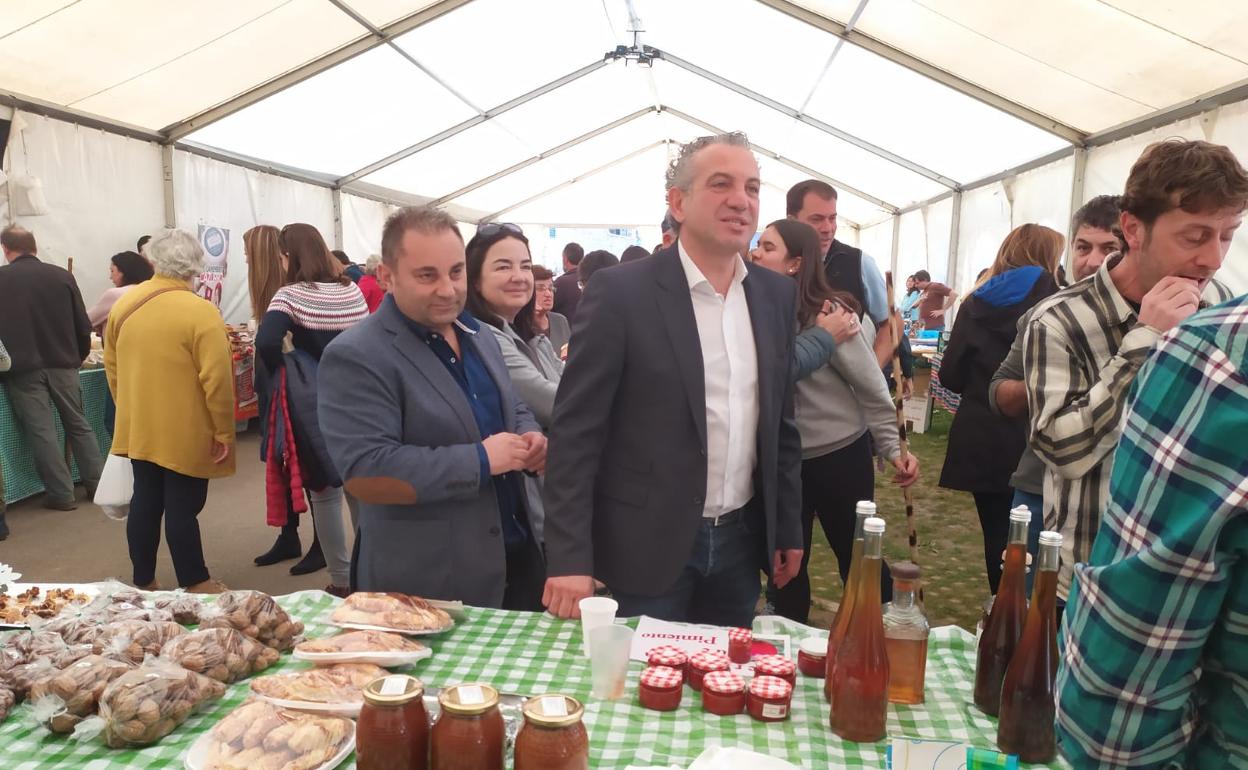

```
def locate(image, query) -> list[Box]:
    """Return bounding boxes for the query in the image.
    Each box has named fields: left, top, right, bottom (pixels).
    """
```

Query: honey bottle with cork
left=997, top=531, right=1062, bottom=763
left=882, top=561, right=928, bottom=704
left=829, top=516, right=890, bottom=742
left=973, top=505, right=1031, bottom=716
left=824, top=500, right=877, bottom=703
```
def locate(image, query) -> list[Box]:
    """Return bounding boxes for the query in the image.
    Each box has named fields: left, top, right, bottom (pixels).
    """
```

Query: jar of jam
left=638, top=666, right=683, bottom=711
left=700, top=670, right=746, bottom=716
left=753, top=654, right=797, bottom=687
left=797, top=637, right=827, bottom=678
left=358, top=674, right=429, bottom=770
left=514, top=694, right=589, bottom=770
left=687, top=649, right=730, bottom=692
left=645, top=645, right=689, bottom=682
left=431, top=683, right=505, bottom=770
left=727, top=628, right=753, bottom=664
left=747, top=675, right=793, bottom=723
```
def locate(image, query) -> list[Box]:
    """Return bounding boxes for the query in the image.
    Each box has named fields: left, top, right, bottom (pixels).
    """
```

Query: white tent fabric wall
left=173, top=151, right=335, bottom=324
left=341, top=193, right=395, bottom=265
left=857, top=220, right=894, bottom=285
left=1, top=112, right=164, bottom=311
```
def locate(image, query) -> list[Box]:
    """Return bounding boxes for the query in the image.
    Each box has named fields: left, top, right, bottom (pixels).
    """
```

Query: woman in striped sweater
left=256, top=223, right=368, bottom=597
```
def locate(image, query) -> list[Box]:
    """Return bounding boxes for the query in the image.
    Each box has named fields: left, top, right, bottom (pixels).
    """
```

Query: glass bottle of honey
left=973, top=505, right=1031, bottom=716
left=829, top=516, right=889, bottom=742
left=824, top=500, right=877, bottom=703
left=882, top=561, right=928, bottom=704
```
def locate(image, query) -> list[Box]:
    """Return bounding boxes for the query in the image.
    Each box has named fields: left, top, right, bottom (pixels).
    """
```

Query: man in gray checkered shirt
left=1022, top=138, right=1241, bottom=603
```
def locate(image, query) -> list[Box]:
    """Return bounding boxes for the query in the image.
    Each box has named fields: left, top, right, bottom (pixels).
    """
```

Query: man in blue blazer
left=318, top=206, right=548, bottom=610
left=541, top=133, right=804, bottom=627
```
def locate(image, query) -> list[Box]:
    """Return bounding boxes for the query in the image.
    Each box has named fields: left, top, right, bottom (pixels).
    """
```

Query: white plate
left=291, top=645, right=432, bottom=668
left=252, top=695, right=363, bottom=718
left=183, top=718, right=356, bottom=770
left=332, top=620, right=454, bottom=637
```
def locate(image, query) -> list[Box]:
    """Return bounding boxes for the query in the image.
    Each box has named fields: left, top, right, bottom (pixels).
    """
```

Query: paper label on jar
left=379, top=676, right=408, bottom=696
left=459, top=685, right=486, bottom=705
left=540, top=696, right=569, bottom=717
left=762, top=703, right=787, bottom=719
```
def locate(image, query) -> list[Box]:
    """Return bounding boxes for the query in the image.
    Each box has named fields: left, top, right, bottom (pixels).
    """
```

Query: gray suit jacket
left=318, top=296, right=543, bottom=608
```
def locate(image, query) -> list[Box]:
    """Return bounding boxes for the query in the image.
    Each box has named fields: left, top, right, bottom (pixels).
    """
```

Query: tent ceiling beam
left=0, top=89, right=164, bottom=144
left=1085, top=77, right=1248, bottom=148
left=161, top=0, right=473, bottom=141
left=480, top=140, right=669, bottom=224
left=755, top=0, right=1085, bottom=145
left=661, top=105, right=899, bottom=213
left=336, top=59, right=609, bottom=187
left=431, top=107, right=656, bottom=206
left=652, top=48, right=959, bottom=189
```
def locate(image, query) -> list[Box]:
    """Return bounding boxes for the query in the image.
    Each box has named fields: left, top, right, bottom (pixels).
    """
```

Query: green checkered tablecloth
left=0, top=368, right=113, bottom=505
left=0, top=591, right=1071, bottom=769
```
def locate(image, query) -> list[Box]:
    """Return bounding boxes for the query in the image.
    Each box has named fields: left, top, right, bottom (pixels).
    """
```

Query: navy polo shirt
left=401, top=310, right=528, bottom=548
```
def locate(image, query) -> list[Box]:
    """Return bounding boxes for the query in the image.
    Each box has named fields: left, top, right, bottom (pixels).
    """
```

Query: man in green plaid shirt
left=1056, top=295, right=1248, bottom=767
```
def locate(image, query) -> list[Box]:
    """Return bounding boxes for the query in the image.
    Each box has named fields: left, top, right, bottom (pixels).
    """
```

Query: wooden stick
left=885, top=271, right=920, bottom=568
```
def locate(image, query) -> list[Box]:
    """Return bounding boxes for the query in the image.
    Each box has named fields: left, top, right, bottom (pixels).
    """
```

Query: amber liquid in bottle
left=883, top=561, right=928, bottom=705
left=830, top=518, right=889, bottom=743
left=825, top=501, right=875, bottom=703
left=973, top=508, right=1031, bottom=716
left=997, top=532, right=1061, bottom=764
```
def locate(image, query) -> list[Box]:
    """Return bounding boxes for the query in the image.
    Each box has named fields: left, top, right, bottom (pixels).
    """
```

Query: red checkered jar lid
left=646, top=645, right=689, bottom=667
left=640, top=665, right=683, bottom=689
left=702, top=670, right=746, bottom=694
left=754, top=655, right=796, bottom=677
left=728, top=627, right=752, bottom=643
left=749, top=675, right=793, bottom=699
left=689, top=649, right=731, bottom=672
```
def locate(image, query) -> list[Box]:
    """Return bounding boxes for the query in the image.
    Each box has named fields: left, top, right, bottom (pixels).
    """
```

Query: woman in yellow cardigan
left=105, top=229, right=235, bottom=593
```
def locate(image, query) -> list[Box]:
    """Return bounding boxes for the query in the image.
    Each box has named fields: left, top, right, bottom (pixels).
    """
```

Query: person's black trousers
left=973, top=490, right=1015, bottom=595
left=127, top=459, right=210, bottom=587
left=769, top=433, right=893, bottom=624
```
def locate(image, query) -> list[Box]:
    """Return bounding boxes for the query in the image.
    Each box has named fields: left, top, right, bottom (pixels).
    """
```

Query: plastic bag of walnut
left=199, top=591, right=303, bottom=652
left=0, top=684, right=14, bottom=723
left=160, top=628, right=280, bottom=684
left=76, top=656, right=226, bottom=747
left=28, top=654, right=133, bottom=733
left=98, top=621, right=187, bottom=664
left=152, top=593, right=205, bottom=625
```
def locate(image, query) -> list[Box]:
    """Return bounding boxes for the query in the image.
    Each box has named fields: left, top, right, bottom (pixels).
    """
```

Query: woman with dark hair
left=88, top=251, right=155, bottom=334
left=255, top=223, right=367, bottom=597
left=531, top=264, right=570, bottom=354
left=577, top=249, right=619, bottom=288
left=751, top=219, right=920, bottom=624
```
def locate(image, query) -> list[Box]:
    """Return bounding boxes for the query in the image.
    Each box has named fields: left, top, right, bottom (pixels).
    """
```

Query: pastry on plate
left=329, top=592, right=451, bottom=632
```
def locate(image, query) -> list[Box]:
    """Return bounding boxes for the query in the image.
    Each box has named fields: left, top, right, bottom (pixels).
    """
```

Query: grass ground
left=805, top=408, right=990, bottom=632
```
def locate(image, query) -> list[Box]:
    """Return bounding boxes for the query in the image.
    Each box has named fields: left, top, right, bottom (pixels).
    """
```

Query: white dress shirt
left=678, top=242, right=759, bottom=518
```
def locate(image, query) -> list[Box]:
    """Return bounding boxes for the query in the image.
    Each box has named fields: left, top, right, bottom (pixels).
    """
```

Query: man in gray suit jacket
left=319, top=206, right=548, bottom=610
left=542, top=134, right=804, bottom=627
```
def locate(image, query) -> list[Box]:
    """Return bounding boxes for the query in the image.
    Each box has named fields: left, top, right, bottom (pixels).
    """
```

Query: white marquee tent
left=2, top=0, right=1248, bottom=322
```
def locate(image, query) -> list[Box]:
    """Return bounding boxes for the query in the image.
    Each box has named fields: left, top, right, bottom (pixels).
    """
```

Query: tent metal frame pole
left=430, top=107, right=655, bottom=207
left=1085, top=77, right=1248, bottom=147
left=653, top=49, right=959, bottom=189
left=332, top=188, right=345, bottom=251
left=1066, top=147, right=1088, bottom=274
left=480, top=141, right=667, bottom=224
left=661, top=106, right=899, bottom=213
left=336, top=60, right=609, bottom=187
left=161, top=0, right=473, bottom=140
left=755, top=0, right=1085, bottom=145
left=0, top=90, right=163, bottom=143
left=890, top=213, right=901, bottom=280
left=947, top=191, right=962, bottom=288
left=161, top=144, right=176, bottom=228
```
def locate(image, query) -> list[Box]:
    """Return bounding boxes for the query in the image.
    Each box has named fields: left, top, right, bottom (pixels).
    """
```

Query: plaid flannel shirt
left=1022, top=255, right=1233, bottom=598
left=1055, top=295, right=1248, bottom=769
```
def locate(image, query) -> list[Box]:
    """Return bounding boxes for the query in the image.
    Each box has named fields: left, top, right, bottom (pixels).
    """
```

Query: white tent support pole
left=653, top=49, right=958, bottom=189
left=337, top=60, right=609, bottom=186
left=480, top=141, right=667, bottom=224
left=1066, top=147, right=1088, bottom=275
left=755, top=0, right=1084, bottom=145
left=161, top=0, right=473, bottom=140
left=430, top=107, right=655, bottom=207
left=661, top=106, right=898, bottom=212
left=947, top=191, right=962, bottom=289
left=889, top=213, right=901, bottom=280
left=161, top=143, right=176, bottom=228
left=332, top=188, right=345, bottom=250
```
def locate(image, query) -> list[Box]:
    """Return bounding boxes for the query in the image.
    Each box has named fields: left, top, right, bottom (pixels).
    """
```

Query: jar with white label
left=746, top=675, right=793, bottom=723
left=431, top=683, right=504, bottom=770
left=514, top=694, right=588, bottom=770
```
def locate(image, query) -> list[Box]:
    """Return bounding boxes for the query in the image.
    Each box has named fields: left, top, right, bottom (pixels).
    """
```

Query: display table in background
left=0, top=590, right=1071, bottom=769
left=0, top=367, right=112, bottom=505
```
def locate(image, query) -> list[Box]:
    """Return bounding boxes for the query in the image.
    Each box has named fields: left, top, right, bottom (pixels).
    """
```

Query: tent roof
left=4, top=0, right=1247, bottom=227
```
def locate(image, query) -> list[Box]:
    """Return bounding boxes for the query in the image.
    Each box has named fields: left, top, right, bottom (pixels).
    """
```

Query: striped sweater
left=257, top=281, right=367, bottom=371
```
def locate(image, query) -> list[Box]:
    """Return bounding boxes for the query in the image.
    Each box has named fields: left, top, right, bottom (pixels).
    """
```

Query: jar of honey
left=638, top=666, right=683, bottom=711
left=796, top=637, right=827, bottom=678
left=687, top=649, right=730, bottom=692
left=753, top=655, right=797, bottom=687
left=645, top=645, right=689, bottom=682
left=357, top=674, right=428, bottom=770
left=700, top=670, right=746, bottom=716
left=431, top=683, right=505, bottom=770
left=514, top=694, right=589, bottom=770
left=747, top=675, right=793, bottom=723
left=727, top=628, right=752, bottom=664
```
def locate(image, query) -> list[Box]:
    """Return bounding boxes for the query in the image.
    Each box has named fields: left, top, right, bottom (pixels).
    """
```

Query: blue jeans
left=612, top=506, right=764, bottom=628
left=1011, top=489, right=1044, bottom=594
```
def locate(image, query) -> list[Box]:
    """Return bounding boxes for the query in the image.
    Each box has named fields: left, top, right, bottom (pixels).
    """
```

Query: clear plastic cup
left=578, top=596, right=618, bottom=657
left=588, top=624, right=633, bottom=700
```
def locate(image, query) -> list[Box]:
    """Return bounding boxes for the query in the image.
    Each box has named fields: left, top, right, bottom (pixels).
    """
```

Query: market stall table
left=0, top=590, right=1071, bottom=769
